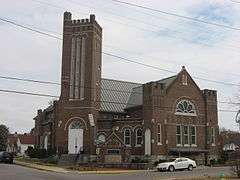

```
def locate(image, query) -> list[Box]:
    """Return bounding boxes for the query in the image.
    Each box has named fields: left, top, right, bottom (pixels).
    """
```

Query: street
left=0, top=164, right=235, bottom=180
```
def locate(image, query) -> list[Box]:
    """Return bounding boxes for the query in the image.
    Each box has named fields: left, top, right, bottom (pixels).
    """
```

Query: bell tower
left=55, top=12, right=102, bottom=156
left=60, top=11, right=102, bottom=108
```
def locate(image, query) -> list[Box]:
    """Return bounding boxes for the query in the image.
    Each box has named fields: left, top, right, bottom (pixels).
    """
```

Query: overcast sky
left=0, top=0, right=240, bottom=133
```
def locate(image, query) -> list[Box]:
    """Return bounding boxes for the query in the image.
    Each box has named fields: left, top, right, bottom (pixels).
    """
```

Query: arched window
left=136, top=129, right=142, bottom=146
left=175, top=100, right=196, bottom=116
left=124, top=129, right=131, bottom=146
left=70, top=120, right=82, bottom=129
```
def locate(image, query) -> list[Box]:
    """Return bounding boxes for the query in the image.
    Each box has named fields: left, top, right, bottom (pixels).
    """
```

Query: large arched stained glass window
left=175, top=100, right=196, bottom=116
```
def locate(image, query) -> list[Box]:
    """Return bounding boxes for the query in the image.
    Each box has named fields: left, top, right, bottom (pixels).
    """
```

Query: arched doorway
left=145, top=128, right=151, bottom=155
left=68, top=120, right=83, bottom=154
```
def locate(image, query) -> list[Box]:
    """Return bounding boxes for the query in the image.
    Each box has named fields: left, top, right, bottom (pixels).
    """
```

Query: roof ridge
left=157, top=75, right=177, bottom=82
left=101, top=78, right=142, bottom=85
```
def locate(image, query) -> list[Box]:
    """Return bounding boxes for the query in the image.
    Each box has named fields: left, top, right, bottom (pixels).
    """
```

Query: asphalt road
left=0, top=163, right=234, bottom=180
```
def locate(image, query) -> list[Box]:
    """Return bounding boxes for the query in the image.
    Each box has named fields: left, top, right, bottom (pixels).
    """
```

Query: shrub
left=131, top=157, right=149, bottom=163
left=47, top=156, right=58, bottom=164
left=35, top=148, right=48, bottom=159
left=25, top=147, right=48, bottom=159
left=25, top=146, right=36, bottom=158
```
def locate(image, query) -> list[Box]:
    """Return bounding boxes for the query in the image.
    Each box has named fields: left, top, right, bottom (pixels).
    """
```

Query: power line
left=0, top=74, right=239, bottom=106
left=0, top=75, right=59, bottom=85
left=2, top=10, right=239, bottom=79
left=0, top=87, right=237, bottom=113
left=110, top=0, right=240, bottom=32
left=0, top=88, right=58, bottom=98
left=103, top=52, right=240, bottom=87
left=102, top=52, right=176, bottom=74
left=104, top=45, right=240, bottom=79
left=28, top=0, right=240, bottom=53
left=0, top=16, right=240, bottom=88
left=0, top=18, right=61, bottom=40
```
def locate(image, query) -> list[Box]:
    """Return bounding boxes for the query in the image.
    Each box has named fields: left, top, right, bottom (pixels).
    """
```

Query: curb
left=14, top=160, right=148, bottom=175
left=14, top=160, right=69, bottom=173
left=75, top=169, right=147, bottom=175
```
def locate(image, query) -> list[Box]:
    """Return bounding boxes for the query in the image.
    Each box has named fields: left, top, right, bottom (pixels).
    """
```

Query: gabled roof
left=125, top=86, right=143, bottom=109
left=100, top=78, right=141, bottom=113
left=125, top=75, right=177, bottom=110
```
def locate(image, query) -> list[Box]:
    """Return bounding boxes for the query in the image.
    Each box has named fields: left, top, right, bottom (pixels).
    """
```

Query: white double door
left=68, top=129, right=83, bottom=154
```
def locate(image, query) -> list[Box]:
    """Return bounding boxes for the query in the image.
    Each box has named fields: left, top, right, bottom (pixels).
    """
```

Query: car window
left=175, top=159, right=182, bottom=163
left=182, top=158, right=188, bottom=161
left=170, top=158, right=176, bottom=162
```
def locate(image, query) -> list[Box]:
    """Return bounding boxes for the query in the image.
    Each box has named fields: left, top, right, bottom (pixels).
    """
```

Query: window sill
left=69, top=98, right=85, bottom=101
left=184, top=144, right=190, bottom=147
left=176, top=144, right=182, bottom=147
left=211, top=144, right=216, bottom=147
left=157, top=142, right=162, bottom=146
left=135, top=145, right=142, bottom=147
left=175, top=112, right=197, bottom=117
left=191, top=144, right=197, bottom=147
left=125, top=145, right=131, bottom=147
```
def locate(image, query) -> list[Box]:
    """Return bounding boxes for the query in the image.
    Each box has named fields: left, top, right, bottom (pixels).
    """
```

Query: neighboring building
left=34, top=12, right=219, bottom=165
left=7, top=134, right=18, bottom=154
left=220, top=130, right=240, bottom=152
left=223, top=143, right=239, bottom=152
left=17, top=134, right=35, bottom=154
left=7, top=133, right=35, bottom=155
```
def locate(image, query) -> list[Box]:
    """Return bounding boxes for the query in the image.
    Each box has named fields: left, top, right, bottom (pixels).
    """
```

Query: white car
left=157, top=157, right=196, bottom=172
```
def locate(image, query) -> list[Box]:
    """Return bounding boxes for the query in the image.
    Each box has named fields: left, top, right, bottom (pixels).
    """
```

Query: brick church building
left=34, top=12, right=219, bottom=164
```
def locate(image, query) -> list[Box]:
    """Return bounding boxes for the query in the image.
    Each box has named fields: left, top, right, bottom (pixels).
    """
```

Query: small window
left=113, top=115, right=119, bottom=119
left=136, top=129, right=142, bottom=146
left=176, top=125, right=182, bottom=145
left=182, top=74, right=187, bottom=85
left=124, top=129, right=131, bottom=146
left=157, top=124, right=162, bottom=145
left=190, top=126, right=196, bottom=145
left=183, top=126, right=189, bottom=145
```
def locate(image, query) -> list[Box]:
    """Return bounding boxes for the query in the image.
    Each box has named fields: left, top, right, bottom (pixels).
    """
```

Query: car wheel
left=188, top=165, right=193, bottom=171
left=168, top=165, right=175, bottom=172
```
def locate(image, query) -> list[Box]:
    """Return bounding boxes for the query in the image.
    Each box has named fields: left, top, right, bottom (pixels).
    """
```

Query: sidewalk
left=14, top=160, right=146, bottom=174
left=14, top=160, right=69, bottom=173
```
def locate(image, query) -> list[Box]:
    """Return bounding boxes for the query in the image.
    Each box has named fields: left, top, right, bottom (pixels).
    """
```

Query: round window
left=98, top=134, right=106, bottom=144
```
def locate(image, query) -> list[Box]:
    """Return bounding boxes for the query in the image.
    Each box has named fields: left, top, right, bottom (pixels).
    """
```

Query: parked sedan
left=0, top=152, right=14, bottom=164
left=157, top=157, right=196, bottom=172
